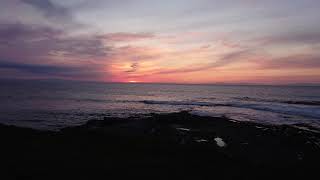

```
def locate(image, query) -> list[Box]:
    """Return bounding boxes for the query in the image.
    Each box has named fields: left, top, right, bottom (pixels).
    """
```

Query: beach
left=1, top=111, right=319, bottom=179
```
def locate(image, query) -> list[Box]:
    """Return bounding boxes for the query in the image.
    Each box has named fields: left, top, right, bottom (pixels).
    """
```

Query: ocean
left=1, top=79, right=320, bottom=130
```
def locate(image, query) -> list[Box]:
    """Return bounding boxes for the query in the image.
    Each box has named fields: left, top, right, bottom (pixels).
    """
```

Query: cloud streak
left=0, top=60, right=111, bottom=81
left=99, top=32, right=155, bottom=42
left=0, top=61, right=77, bottom=75
left=257, top=54, right=320, bottom=69
left=258, top=31, right=320, bottom=46
left=148, top=49, right=254, bottom=75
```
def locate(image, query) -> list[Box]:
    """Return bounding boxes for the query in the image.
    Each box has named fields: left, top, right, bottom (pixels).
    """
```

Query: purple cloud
left=0, top=23, right=112, bottom=80
left=0, top=23, right=108, bottom=61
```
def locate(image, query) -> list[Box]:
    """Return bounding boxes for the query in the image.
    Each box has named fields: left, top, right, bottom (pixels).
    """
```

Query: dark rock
left=0, top=111, right=319, bottom=180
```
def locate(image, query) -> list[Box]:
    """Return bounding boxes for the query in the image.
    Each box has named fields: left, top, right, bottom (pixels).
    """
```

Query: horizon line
left=1, top=78, right=320, bottom=87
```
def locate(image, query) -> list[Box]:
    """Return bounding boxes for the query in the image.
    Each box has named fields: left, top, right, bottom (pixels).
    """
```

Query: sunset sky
left=0, top=0, right=320, bottom=84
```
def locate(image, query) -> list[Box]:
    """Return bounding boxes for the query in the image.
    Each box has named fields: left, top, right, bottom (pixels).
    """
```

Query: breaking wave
left=139, top=100, right=320, bottom=119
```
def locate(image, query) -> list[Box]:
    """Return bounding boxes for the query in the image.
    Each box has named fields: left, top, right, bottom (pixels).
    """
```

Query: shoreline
left=1, top=111, right=320, bottom=179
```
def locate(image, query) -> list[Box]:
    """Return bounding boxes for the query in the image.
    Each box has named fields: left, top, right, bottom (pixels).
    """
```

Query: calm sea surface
left=1, top=80, right=320, bottom=130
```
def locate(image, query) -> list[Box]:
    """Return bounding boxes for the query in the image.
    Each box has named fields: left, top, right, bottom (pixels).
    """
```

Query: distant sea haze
left=0, top=79, right=320, bottom=130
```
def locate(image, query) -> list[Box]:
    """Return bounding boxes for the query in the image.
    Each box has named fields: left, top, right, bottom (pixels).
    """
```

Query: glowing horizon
left=1, top=0, right=320, bottom=84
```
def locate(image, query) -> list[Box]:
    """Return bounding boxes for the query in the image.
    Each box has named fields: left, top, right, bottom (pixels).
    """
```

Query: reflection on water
left=195, top=139, right=209, bottom=143
left=214, top=137, right=226, bottom=147
left=176, top=127, right=191, bottom=132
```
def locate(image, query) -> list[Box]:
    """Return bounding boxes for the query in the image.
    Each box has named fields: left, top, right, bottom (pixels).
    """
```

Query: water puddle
left=195, top=139, right=208, bottom=143
left=176, top=127, right=191, bottom=132
left=214, top=137, right=226, bottom=147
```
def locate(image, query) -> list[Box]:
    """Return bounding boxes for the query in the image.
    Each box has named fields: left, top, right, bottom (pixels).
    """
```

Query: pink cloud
left=256, top=54, right=320, bottom=69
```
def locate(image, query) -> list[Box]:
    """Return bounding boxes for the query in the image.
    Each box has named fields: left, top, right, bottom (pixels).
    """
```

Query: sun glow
left=129, top=80, right=137, bottom=83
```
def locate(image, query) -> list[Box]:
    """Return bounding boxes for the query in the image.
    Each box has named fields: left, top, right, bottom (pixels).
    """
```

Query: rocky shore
left=1, top=111, right=319, bottom=179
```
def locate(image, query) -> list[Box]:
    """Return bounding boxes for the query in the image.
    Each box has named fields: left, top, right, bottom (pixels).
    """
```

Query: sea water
left=1, top=79, right=320, bottom=130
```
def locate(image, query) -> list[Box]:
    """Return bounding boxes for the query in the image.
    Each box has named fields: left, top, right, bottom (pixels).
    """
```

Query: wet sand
left=1, top=111, right=319, bottom=179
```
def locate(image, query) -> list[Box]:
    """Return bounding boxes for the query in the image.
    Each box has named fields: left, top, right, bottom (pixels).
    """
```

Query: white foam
left=141, top=100, right=217, bottom=107
left=232, top=103, right=320, bottom=119
left=141, top=100, right=320, bottom=119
